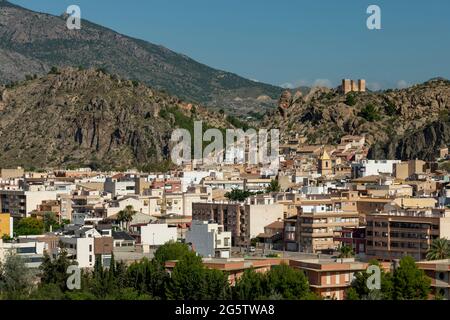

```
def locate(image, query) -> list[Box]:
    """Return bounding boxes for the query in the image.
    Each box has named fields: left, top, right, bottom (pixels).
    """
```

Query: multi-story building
left=0, top=189, right=62, bottom=218
left=333, top=227, right=366, bottom=256
left=192, top=202, right=284, bottom=247
left=186, top=220, right=232, bottom=258
left=104, top=176, right=136, bottom=197
left=366, top=208, right=450, bottom=261
left=140, top=223, right=178, bottom=246
left=286, top=193, right=360, bottom=253
left=0, top=238, right=46, bottom=268
left=417, top=259, right=450, bottom=300
left=289, top=258, right=382, bottom=300
left=352, top=160, right=401, bottom=178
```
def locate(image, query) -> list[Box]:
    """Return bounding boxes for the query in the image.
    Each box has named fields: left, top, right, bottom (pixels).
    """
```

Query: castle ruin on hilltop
left=340, top=79, right=366, bottom=94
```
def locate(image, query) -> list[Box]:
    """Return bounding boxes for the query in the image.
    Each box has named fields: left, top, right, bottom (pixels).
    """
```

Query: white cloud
left=396, top=80, right=409, bottom=89
left=367, top=82, right=382, bottom=91
left=280, top=79, right=333, bottom=89
left=281, top=82, right=294, bottom=89
left=312, top=79, right=333, bottom=88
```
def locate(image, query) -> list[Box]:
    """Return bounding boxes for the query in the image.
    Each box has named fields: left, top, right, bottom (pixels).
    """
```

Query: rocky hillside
left=264, top=78, right=450, bottom=160
left=0, top=67, right=231, bottom=170
left=0, top=0, right=282, bottom=116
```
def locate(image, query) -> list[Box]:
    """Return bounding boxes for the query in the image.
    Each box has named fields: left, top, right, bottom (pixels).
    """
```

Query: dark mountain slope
left=0, top=0, right=282, bottom=114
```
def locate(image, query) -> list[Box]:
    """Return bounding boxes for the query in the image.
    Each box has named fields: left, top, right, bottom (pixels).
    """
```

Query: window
left=89, top=244, right=92, bottom=252
left=16, top=247, right=36, bottom=254
left=326, top=272, right=331, bottom=285
left=89, top=255, right=92, bottom=263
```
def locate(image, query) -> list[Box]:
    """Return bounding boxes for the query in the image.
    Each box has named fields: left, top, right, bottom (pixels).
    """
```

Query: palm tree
left=426, top=238, right=450, bottom=261
left=266, top=179, right=281, bottom=193
left=338, top=245, right=354, bottom=259
left=117, top=205, right=137, bottom=231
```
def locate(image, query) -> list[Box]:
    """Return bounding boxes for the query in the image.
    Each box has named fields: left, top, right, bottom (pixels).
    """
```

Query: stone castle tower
left=342, top=79, right=366, bottom=94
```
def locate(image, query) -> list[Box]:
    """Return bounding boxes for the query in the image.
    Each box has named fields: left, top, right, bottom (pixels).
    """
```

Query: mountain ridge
left=0, top=0, right=283, bottom=116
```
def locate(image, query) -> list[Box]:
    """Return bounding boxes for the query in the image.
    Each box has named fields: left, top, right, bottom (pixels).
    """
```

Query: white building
left=59, top=236, right=95, bottom=268
left=0, top=239, right=46, bottom=268
left=352, top=160, right=401, bottom=178
left=105, top=195, right=151, bottom=217
left=186, top=221, right=231, bottom=258
left=104, top=177, right=135, bottom=197
left=141, top=223, right=177, bottom=246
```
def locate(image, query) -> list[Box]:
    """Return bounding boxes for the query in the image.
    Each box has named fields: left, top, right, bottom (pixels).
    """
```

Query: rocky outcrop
left=278, top=90, right=293, bottom=117
left=369, top=120, right=450, bottom=160
left=265, top=78, right=450, bottom=159
left=0, top=68, right=230, bottom=169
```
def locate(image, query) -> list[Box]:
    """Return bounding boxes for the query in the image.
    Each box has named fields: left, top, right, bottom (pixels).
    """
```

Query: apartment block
left=186, top=220, right=232, bottom=258
left=417, top=259, right=450, bottom=300
left=0, top=189, right=61, bottom=218
left=366, top=208, right=450, bottom=261
left=285, top=194, right=360, bottom=253
left=192, top=202, right=284, bottom=247
left=289, top=258, right=386, bottom=300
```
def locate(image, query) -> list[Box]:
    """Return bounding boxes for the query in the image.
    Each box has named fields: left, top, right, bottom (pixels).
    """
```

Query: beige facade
left=1, top=167, right=24, bottom=179
left=366, top=208, right=450, bottom=261
left=192, top=202, right=284, bottom=246
left=342, top=79, right=366, bottom=94
left=290, top=194, right=360, bottom=253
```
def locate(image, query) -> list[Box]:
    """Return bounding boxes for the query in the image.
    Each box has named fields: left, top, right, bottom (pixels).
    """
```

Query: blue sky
left=10, top=0, right=450, bottom=89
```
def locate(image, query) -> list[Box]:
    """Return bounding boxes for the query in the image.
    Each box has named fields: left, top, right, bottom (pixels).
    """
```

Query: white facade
left=106, top=196, right=151, bottom=217
left=60, top=236, right=95, bottom=268
left=248, top=204, right=284, bottom=239
left=180, top=171, right=213, bottom=192
left=104, top=178, right=135, bottom=197
left=352, top=160, right=401, bottom=178
left=186, top=221, right=231, bottom=258
left=141, top=223, right=177, bottom=246
left=0, top=239, right=46, bottom=268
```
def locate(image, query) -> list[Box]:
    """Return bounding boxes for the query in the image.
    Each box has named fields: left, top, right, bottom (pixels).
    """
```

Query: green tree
left=426, top=238, right=450, bottom=261
left=0, top=253, right=34, bottom=300
left=48, top=66, right=60, bottom=75
left=337, top=245, right=354, bottom=259
left=126, top=258, right=168, bottom=299
left=347, top=260, right=393, bottom=300
left=358, top=104, right=381, bottom=122
left=224, top=189, right=253, bottom=202
left=384, top=100, right=397, bottom=116
left=165, top=253, right=206, bottom=300
left=265, top=264, right=311, bottom=300
left=39, top=250, right=75, bottom=292
left=345, top=93, right=357, bottom=106
left=203, top=268, right=231, bottom=300
left=29, top=283, right=66, bottom=300
left=15, top=217, right=44, bottom=236
left=117, top=205, right=137, bottom=231
left=154, top=241, right=192, bottom=266
left=43, top=212, right=60, bottom=232
left=392, top=256, right=431, bottom=300
left=266, top=180, right=281, bottom=193
left=233, top=269, right=266, bottom=300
